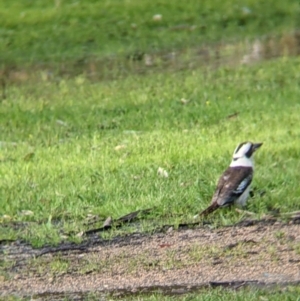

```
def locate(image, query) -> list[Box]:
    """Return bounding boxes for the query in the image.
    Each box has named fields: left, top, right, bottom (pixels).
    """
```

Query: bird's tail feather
left=199, top=202, right=219, bottom=217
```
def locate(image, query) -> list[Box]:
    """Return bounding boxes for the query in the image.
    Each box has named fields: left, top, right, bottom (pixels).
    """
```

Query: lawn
left=0, top=0, right=300, bottom=246
left=1, top=56, right=300, bottom=246
left=124, top=287, right=300, bottom=301
left=1, top=1, right=300, bottom=301
left=0, top=0, right=299, bottom=65
left=2, top=287, right=300, bottom=301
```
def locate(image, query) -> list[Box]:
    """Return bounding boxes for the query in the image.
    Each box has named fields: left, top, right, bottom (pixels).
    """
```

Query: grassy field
left=1, top=0, right=299, bottom=65
left=2, top=287, right=300, bottom=301
left=0, top=1, right=300, bottom=245
left=1, top=56, right=300, bottom=246
left=0, top=0, right=300, bottom=246
left=1, top=1, right=300, bottom=300
left=125, top=287, right=300, bottom=301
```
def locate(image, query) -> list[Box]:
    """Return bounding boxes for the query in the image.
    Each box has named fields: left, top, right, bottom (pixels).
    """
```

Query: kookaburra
left=199, top=141, right=263, bottom=216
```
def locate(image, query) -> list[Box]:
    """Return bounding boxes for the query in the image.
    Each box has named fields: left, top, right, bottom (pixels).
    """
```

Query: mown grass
left=1, top=2, right=300, bottom=301
left=1, top=287, right=300, bottom=301
left=1, top=0, right=300, bottom=247
left=1, top=0, right=299, bottom=65
left=1, top=286, right=300, bottom=301
left=119, top=287, right=300, bottom=301
left=1, top=56, right=300, bottom=246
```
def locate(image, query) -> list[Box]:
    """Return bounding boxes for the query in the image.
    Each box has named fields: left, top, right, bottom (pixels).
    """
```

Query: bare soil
left=1, top=219, right=300, bottom=299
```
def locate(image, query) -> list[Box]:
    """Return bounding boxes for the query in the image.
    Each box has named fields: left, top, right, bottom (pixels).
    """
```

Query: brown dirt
left=1, top=220, right=300, bottom=299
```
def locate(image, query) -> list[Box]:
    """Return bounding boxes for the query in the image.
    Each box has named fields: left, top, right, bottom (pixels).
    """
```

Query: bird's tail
left=199, top=202, right=219, bottom=217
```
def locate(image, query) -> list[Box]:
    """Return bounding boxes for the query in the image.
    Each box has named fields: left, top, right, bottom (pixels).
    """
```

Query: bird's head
left=231, top=141, right=263, bottom=166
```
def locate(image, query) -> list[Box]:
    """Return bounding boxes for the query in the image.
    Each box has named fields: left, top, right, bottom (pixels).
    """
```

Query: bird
left=199, top=141, right=263, bottom=217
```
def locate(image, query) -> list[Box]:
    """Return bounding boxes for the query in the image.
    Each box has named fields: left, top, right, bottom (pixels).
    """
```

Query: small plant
left=275, top=230, right=285, bottom=240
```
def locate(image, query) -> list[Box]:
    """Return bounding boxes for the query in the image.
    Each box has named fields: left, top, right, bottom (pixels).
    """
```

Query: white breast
left=230, top=156, right=254, bottom=168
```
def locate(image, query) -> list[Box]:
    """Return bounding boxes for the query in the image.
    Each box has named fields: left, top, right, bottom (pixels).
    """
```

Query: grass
left=1, top=287, right=300, bottom=301
left=118, top=287, right=300, bottom=301
left=1, top=0, right=300, bottom=247
left=1, top=56, right=300, bottom=246
left=1, top=2, right=300, bottom=300
left=1, top=0, right=299, bottom=65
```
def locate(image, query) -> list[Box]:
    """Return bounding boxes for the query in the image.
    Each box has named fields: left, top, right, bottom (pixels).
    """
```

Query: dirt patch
left=1, top=219, right=300, bottom=299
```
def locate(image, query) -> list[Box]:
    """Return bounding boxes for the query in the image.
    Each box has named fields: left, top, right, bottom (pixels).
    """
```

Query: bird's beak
left=253, top=142, right=263, bottom=151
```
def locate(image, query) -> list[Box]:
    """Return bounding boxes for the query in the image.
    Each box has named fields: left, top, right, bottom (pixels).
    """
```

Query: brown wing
left=211, top=166, right=253, bottom=207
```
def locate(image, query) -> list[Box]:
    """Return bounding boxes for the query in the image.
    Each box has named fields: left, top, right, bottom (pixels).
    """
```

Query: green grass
left=116, top=287, right=300, bottom=301
left=1, top=0, right=300, bottom=246
left=122, top=287, right=300, bottom=301
left=1, top=3, right=300, bottom=301
left=2, top=287, right=300, bottom=301
left=0, top=0, right=299, bottom=65
left=1, top=287, right=300, bottom=301
left=1, top=56, right=300, bottom=245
